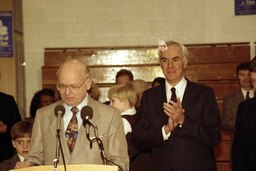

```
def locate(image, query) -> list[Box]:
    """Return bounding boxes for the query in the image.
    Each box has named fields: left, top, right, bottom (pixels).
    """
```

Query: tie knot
left=246, top=91, right=250, bottom=100
left=71, top=107, right=79, bottom=115
left=171, top=87, right=176, bottom=93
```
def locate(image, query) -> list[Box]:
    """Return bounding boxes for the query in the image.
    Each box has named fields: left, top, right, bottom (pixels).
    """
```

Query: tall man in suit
left=132, top=41, right=221, bottom=171
left=232, top=57, right=256, bottom=171
left=0, top=92, right=21, bottom=163
left=16, top=59, right=129, bottom=170
left=222, top=62, right=254, bottom=132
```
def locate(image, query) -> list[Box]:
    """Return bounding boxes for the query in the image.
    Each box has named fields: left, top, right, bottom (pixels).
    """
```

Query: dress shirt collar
left=241, top=88, right=255, bottom=99
left=63, top=94, right=89, bottom=131
left=121, top=107, right=136, bottom=116
left=165, top=77, right=187, bottom=102
left=17, top=153, right=25, bottom=162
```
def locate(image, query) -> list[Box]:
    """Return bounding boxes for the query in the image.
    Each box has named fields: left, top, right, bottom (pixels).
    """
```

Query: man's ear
left=183, top=58, right=188, bottom=68
left=86, top=78, right=93, bottom=91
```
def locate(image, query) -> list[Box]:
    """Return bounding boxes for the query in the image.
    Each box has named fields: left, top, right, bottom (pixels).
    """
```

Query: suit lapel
left=49, top=107, right=58, bottom=142
left=70, top=96, right=99, bottom=160
left=182, top=81, right=196, bottom=113
left=70, top=121, right=86, bottom=160
left=60, top=118, right=71, bottom=162
left=235, top=90, right=244, bottom=102
left=154, top=84, right=169, bottom=123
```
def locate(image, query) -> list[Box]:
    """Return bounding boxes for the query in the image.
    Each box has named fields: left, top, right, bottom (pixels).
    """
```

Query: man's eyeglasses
left=56, top=77, right=89, bottom=92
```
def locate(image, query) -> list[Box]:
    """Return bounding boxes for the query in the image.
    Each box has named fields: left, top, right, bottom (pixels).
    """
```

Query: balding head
left=56, top=59, right=92, bottom=107
left=57, top=59, right=89, bottom=78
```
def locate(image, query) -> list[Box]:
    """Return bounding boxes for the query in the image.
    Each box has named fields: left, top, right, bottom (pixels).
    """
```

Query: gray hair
left=158, top=41, right=189, bottom=60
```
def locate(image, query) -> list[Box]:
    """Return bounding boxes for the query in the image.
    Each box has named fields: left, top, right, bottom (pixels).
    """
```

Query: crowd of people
left=0, top=40, right=255, bottom=171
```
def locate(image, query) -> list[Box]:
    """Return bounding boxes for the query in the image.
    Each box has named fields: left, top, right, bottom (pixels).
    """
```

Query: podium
left=10, top=164, right=118, bottom=171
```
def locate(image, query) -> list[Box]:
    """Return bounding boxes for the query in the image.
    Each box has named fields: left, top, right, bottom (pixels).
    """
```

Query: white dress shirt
left=162, top=77, right=187, bottom=140
left=121, top=107, right=137, bottom=135
left=63, top=95, right=89, bottom=131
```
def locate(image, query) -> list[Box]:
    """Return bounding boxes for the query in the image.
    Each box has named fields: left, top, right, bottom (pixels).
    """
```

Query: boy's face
left=12, top=136, right=31, bottom=158
left=109, top=97, right=130, bottom=112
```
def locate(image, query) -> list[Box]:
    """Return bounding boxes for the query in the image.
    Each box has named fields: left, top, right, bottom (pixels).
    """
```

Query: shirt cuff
left=162, top=125, right=171, bottom=140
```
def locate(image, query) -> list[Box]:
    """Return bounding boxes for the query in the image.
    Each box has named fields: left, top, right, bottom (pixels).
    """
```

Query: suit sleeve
left=106, top=109, right=129, bottom=171
left=2, top=95, right=21, bottom=132
left=132, top=92, right=169, bottom=149
left=175, top=88, right=221, bottom=148
left=222, top=96, right=236, bottom=131
left=27, top=111, right=45, bottom=165
left=232, top=103, right=248, bottom=171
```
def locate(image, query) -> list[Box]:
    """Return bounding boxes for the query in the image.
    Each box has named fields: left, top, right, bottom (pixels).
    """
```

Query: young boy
left=108, top=83, right=141, bottom=158
left=0, top=120, right=33, bottom=171
left=108, top=83, right=139, bottom=135
left=108, top=83, right=151, bottom=171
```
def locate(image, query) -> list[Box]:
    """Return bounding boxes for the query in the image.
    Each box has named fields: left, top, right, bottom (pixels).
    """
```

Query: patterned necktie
left=246, top=91, right=250, bottom=100
left=65, top=107, right=79, bottom=153
left=170, top=87, right=177, bottom=103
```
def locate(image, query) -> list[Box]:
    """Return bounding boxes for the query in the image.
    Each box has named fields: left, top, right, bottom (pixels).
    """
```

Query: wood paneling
left=42, top=64, right=238, bottom=83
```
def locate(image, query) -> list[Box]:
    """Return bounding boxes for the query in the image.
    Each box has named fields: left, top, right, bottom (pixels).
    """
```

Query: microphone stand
left=90, top=125, right=107, bottom=165
left=86, top=123, right=123, bottom=171
left=53, top=129, right=67, bottom=171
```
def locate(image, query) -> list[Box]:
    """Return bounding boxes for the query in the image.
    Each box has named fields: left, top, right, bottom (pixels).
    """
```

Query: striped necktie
left=170, top=87, right=177, bottom=103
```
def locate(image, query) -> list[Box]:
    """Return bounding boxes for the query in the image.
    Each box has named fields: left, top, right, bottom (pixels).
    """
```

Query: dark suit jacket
left=0, top=154, right=20, bottom=171
left=28, top=96, right=129, bottom=171
left=232, top=98, right=256, bottom=171
left=0, top=92, right=21, bottom=163
left=222, top=90, right=244, bottom=131
left=132, top=80, right=221, bottom=171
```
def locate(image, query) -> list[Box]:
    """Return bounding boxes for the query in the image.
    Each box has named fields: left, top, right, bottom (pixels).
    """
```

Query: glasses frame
left=56, top=77, right=89, bottom=92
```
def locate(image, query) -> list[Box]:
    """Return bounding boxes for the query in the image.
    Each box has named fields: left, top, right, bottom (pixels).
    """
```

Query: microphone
left=81, top=106, right=94, bottom=141
left=81, top=106, right=96, bottom=127
left=54, top=105, right=65, bottom=131
left=81, top=106, right=106, bottom=163
left=80, top=106, right=123, bottom=170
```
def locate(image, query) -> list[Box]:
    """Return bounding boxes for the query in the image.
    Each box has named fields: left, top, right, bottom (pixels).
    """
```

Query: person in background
left=0, top=120, right=33, bottom=171
left=232, top=57, right=256, bottom=171
left=151, top=77, right=165, bottom=87
left=16, top=59, right=129, bottom=171
left=0, top=92, right=21, bottom=163
left=108, top=83, right=143, bottom=171
left=116, top=69, right=134, bottom=84
left=222, top=61, right=254, bottom=132
left=104, top=68, right=134, bottom=105
left=132, top=40, right=221, bottom=171
left=131, top=79, right=150, bottom=109
left=88, top=81, right=101, bottom=101
left=221, top=61, right=253, bottom=169
left=29, top=88, right=56, bottom=119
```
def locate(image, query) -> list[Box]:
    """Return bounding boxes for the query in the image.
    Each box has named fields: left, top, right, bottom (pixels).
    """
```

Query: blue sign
left=235, top=0, right=256, bottom=15
left=0, top=11, right=13, bottom=57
